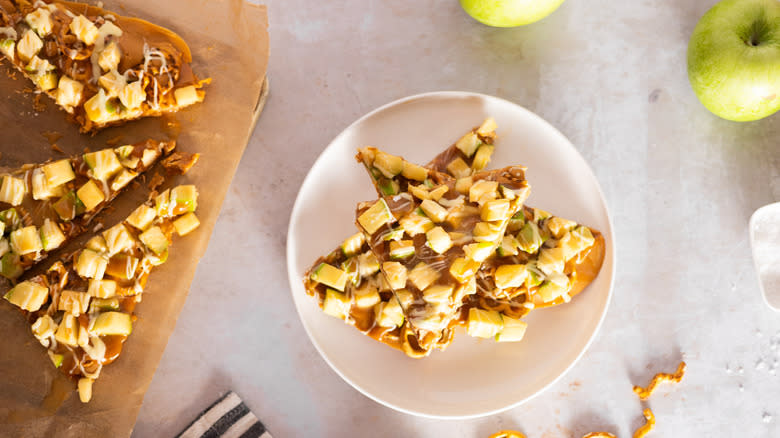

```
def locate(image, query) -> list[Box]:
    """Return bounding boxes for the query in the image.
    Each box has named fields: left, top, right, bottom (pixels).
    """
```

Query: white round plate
left=286, top=92, right=615, bottom=419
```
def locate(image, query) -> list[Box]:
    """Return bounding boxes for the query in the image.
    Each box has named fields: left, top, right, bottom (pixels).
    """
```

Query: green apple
left=459, top=0, right=566, bottom=27
left=687, top=0, right=780, bottom=121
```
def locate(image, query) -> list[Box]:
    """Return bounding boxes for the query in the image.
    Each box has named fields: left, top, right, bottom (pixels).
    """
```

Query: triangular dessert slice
left=0, top=0, right=207, bottom=132
left=0, top=139, right=188, bottom=285
left=354, top=147, right=529, bottom=354
left=2, top=184, right=201, bottom=402
left=302, top=120, right=501, bottom=357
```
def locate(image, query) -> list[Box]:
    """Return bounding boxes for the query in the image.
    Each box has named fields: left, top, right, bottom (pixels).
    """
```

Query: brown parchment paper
left=0, top=1, right=269, bottom=437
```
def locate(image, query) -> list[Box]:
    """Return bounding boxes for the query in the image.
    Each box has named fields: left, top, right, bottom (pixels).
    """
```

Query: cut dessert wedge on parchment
left=0, top=139, right=196, bottom=287
left=2, top=184, right=201, bottom=403
left=354, top=147, right=530, bottom=355
left=0, top=0, right=207, bottom=132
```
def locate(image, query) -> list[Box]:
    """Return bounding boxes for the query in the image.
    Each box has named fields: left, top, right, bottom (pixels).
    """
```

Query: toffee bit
left=51, top=144, right=65, bottom=154
left=105, top=135, right=124, bottom=146
left=42, top=131, right=64, bottom=145
left=633, top=361, right=686, bottom=400
left=147, top=172, right=165, bottom=192
left=633, top=408, right=655, bottom=438
left=161, top=152, right=200, bottom=175
left=32, top=94, right=46, bottom=112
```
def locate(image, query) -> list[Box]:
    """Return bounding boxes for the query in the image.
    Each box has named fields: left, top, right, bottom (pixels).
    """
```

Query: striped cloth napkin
left=177, top=391, right=271, bottom=438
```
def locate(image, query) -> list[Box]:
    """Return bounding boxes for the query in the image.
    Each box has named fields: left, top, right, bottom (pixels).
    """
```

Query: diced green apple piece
left=139, top=226, right=168, bottom=255
left=76, top=180, right=105, bottom=212
left=173, top=212, right=200, bottom=236
left=75, top=249, right=108, bottom=279
left=446, top=158, right=472, bottom=179
left=399, top=210, right=434, bottom=236
left=467, top=308, right=503, bottom=339
left=42, top=159, right=76, bottom=188
left=473, top=221, right=503, bottom=243
left=449, top=257, right=480, bottom=283
left=419, top=199, right=448, bottom=223
left=372, top=151, right=403, bottom=178
left=494, top=264, right=528, bottom=289
left=4, top=281, right=49, bottom=311
left=340, top=257, right=359, bottom=286
left=425, top=226, right=452, bottom=254
left=91, top=312, right=133, bottom=336
left=408, top=262, right=440, bottom=291
left=524, top=262, right=544, bottom=289
left=353, top=284, right=381, bottom=308
left=10, top=225, right=43, bottom=255
left=401, top=161, right=428, bottom=181
left=126, top=204, right=157, bottom=231
left=472, top=145, right=494, bottom=171
left=358, top=199, right=394, bottom=235
left=310, top=263, right=348, bottom=292
left=477, top=118, right=497, bottom=136
left=382, top=227, right=405, bottom=242
left=16, top=30, right=42, bottom=62
left=85, top=235, right=107, bottom=253
left=537, top=272, right=570, bottom=303
left=84, top=149, right=122, bottom=181
left=496, top=315, right=528, bottom=342
left=462, top=242, right=493, bottom=264
left=480, top=198, right=510, bottom=222
left=0, top=39, right=15, bottom=61
left=561, top=226, right=596, bottom=261
left=90, top=297, right=120, bottom=312
left=39, top=219, right=66, bottom=251
left=32, top=168, right=65, bottom=200
left=54, top=313, right=78, bottom=347
left=102, top=224, right=134, bottom=255
left=455, top=132, right=481, bottom=157
left=173, top=85, right=201, bottom=107
left=0, top=208, right=20, bottom=232
left=0, top=252, right=23, bottom=279
left=518, top=221, right=544, bottom=254
left=0, top=239, right=9, bottom=257
left=87, top=279, right=117, bottom=299
left=382, top=261, right=407, bottom=290
left=546, top=216, right=577, bottom=239
left=105, top=254, right=139, bottom=280
left=171, top=185, right=198, bottom=214
left=109, top=169, right=137, bottom=192
left=496, top=235, right=519, bottom=257
left=341, top=232, right=365, bottom=257
left=58, top=290, right=91, bottom=316
left=322, top=288, right=350, bottom=320
left=374, top=298, right=404, bottom=327
left=53, top=191, right=86, bottom=221
left=357, top=252, right=380, bottom=277
left=469, top=180, right=498, bottom=204
left=422, top=284, right=453, bottom=304
left=537, top=247, right=565, bottom=276
left=0, top=175, right=26, bottom=206
left=389, top=239, right=415, bottom=260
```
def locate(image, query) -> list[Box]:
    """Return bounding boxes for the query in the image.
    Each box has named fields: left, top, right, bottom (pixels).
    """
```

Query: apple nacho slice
left=0, top=0, right=207, bottom=132
left=303, top=120, right=502, bottom=357
left=0, top=139, right=194, bottom=285
left=354, top=147, right=529, bottom=354
left=2, top=184, right=201, bottom=403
